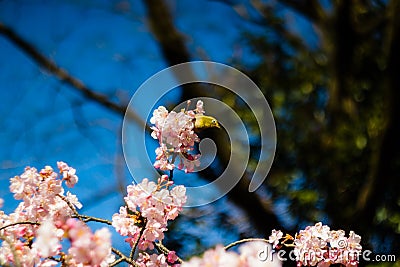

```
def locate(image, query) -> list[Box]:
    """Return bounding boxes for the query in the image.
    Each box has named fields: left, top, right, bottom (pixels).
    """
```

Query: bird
left=193, top=114, right=221, bottom=132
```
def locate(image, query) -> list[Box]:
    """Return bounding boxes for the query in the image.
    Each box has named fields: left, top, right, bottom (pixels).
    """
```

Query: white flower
left=33, top=219, right=62, bottom=257
left=268, top=229, right=283, bottom=248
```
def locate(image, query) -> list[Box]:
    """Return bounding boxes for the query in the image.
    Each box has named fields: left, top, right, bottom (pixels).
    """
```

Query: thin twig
left=111, top=248, right=141, bottom=267
left=130, top=226, right=145, bottom=261
left=109, top=257, right=124, bottom=267
left=0, top=221, right=40, bottom=231
left=56, top=194, right=82, bottom=221
left=155, top=241, right=183, bottom=264
left=224, top=238, right=270, bottom=250
left=79, top=214, right=112, bottom=225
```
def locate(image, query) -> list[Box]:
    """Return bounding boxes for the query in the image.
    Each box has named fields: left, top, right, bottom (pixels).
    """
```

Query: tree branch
left=0, top=22, right=149, bottom=132
left=278, top=0, right=325, bottom=24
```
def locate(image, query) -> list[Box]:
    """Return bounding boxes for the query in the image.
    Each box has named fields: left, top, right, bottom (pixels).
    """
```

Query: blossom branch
left=56, top=193, right=82, bottom=220
left=79, top=214, right=112, bottom=225
left=111, top=248, right=140, bottom=267
left=0, top=221, right=40, bottom=231
left=224, top=238, right=270, bottom=250
left=155, top=241, right=184, bottom=264
left=130, top=225, right=145, bottom=261
left=108, top=257, right=124, bottom=267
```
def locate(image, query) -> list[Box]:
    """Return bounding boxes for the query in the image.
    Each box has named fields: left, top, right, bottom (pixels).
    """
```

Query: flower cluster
left=182, top=242, right=281, bottom=267
left=137, top=251, right=179, bottom=267
left=0, top=162, right=113, bottom=267
left=8, top=162, right=81, bottom=223
left=112, top=175, right=187, bottom=251
left=268, top=222, right=362, bottom=266
left=32, top=218, right=114, bottom=266
left=150, top=100, right=205, bottom=173
left=62, top=218, right=114, bottom=266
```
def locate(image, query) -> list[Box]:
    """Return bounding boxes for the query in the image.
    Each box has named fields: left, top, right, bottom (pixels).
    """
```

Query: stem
left=57, top=194, right=82, bottom=221
left=130, top=226, right=145, bottom=261
left=169, top=169, right=174, bottom=180
left=155, top=241, right=183, bottom=264
left=109, top=257, right=124, bottom=267
left=112, top=248, right=141, bottom=267
left=0, top=221, right=40, bottom=231
left=78, top=215, right=112, bottom=225
left=224, top=238, right=270, bottom=250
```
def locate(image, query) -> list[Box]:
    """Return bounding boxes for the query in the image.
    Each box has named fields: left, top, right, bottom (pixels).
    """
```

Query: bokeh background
left=0, top=0, right=399, bottom=266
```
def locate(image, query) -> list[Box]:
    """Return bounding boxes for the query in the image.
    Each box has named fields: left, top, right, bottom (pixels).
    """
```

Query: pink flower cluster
left=0, top=162, right=113, bottom=267
left=112, top=175, right=187, bottom=251
left=268, top=222, right=362, bottom=267
left=8, top=162, right=81, bottom=223
left=137, top=250, right=179, bottom=267
left=150, top=100, right=205, bottom=173
left=182, top=242, right=281, bottom=267
left=62, top=218, right=114, bottom=266
left=31, top=218, right=114, bottom=267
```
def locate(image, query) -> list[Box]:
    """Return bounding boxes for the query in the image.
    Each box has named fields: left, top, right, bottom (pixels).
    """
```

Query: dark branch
left=0, top=22, right=149, bottom=132
left=278, top=0, right=325, bottom=24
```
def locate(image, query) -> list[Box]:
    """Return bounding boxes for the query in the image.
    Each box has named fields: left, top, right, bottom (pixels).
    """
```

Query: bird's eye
left=212, top=119, right=216, bottom=124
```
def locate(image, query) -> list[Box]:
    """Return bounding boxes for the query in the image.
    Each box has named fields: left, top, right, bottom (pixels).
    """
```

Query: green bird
left=194, top=114, right=221, bottom=131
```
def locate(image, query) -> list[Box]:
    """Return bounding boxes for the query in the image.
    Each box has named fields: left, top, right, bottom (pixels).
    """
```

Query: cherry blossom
left=32, top=219, right=62, bottom=258
left=268, top=222, right=362, bottom=266
left=150, top=101, right=206, bottom=173
left=112, top=175, right=187, bottom=250
left=0, top=163, right=112, bottom=267
left=66, top=218, right=113, bottom=266
left=57, top=161, right=79, bottom=187
left=268, top=229, right=284, bottom=249
left=137, top=252, right=168, bottom=267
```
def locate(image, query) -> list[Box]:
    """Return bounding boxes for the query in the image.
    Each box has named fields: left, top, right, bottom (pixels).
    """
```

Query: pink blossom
left=195, top=100, right=205, bottom=114
left=67, top=218, right=112, bottom=266
left=270, top=222, right=362, bottom=267
left=1, top=163, right=114, bottom=267
left=8, top=163, right=81, bottom=224
left=112, top=177, right=186, bottom=250
left=32, top=220, right=62, bottom=257
left=57, top=161, right=78, bottom=187
left=268, top=229, right=283, bottom=249
left=150, top=101, right=206, bottom=173
left=137, top=252, right=169, bottom=267
left=167, top=251, right=178, bottom=264
left=150, top=106, right=169, bottom=127
left=112, top=206, right=141, bottom=236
